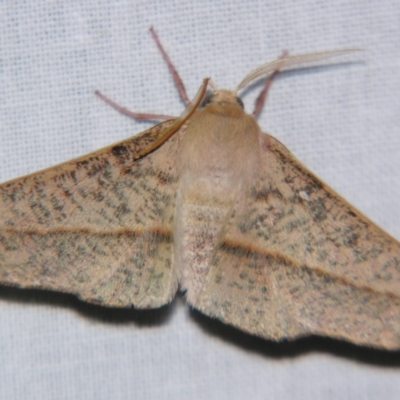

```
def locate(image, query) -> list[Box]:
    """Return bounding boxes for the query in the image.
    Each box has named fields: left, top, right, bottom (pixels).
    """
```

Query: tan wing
left=193, top=133, right=400, bottom=349
left=0, top=120, right=185, bottom=308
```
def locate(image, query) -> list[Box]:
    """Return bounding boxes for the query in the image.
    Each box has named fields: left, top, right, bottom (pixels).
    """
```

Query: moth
left=0, top=29, right=399, bottom=350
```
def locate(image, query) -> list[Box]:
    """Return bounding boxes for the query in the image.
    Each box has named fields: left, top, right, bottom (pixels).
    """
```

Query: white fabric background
left=1, top=1, right=400, bottom=399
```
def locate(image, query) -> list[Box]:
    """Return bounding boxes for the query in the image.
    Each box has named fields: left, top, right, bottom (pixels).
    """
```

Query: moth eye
left=200, top=92, right=214, bottom=108
left=235, top=96, right=244, bottom=109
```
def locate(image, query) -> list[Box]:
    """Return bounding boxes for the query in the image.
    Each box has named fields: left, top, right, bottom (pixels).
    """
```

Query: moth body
left=174, top=90, right=260, bottom=302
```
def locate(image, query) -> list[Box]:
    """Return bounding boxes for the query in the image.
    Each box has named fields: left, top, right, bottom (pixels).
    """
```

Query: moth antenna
left=149, top=27, right=191, bottom=106
left=235, top=49, right=363, bottom=92
left=132, top=78, right=209, bottom=159
left=252, top=49, right=288, bottom=117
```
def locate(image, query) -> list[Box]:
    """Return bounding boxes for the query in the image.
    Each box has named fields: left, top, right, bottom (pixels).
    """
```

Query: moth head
left=200, top=80, right=244, bottom=110
left=200, top=89, right=244, bottom=110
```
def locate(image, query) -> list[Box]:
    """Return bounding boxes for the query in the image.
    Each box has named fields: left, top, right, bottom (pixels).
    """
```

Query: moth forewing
left=0, top=79, right=208, bottom=308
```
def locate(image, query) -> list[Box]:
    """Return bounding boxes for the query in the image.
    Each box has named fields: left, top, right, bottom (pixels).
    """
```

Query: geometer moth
left=0, top=29, right=398, bottom=350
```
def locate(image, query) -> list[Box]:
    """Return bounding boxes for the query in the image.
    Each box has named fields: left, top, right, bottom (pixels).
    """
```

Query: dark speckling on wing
left=0, top=120, right=184, bottom=308
left=193, top=133, right=400, bottom=349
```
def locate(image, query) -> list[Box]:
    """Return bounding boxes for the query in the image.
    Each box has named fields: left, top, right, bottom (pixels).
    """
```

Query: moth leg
left=149, top=27, right=190, bottom=106
left=95, top=90, right=175, bottom=121
left=252, top=50, right=289, bottom=117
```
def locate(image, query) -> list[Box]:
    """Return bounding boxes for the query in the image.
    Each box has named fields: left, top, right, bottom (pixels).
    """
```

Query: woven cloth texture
left=0, top=2, right=399, bottom=399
